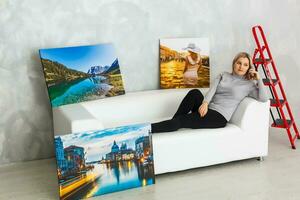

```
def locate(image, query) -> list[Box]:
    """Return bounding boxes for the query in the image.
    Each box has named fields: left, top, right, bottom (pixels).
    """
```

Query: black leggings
left=151, top=89, right=227, bottom=133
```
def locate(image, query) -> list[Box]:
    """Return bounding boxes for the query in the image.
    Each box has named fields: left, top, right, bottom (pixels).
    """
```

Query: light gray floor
left=1, top=128, right=300, bottom=200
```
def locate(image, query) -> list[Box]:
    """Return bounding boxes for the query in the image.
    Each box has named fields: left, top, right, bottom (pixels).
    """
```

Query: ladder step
left=262, top=78, right=279, bottom=86
left=270, top=99, right=286, bottom=107
left=253, top=58, right=272, bottom=65
left=271, top=119, right=293, bottom=129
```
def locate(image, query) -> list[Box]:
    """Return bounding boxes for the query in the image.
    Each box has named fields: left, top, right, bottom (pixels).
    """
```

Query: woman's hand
left=198, top=101, right=208, bottom=117
left=249, top=68, right=260, bottom=80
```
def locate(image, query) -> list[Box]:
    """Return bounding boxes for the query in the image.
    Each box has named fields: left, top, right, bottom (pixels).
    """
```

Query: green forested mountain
left=41, top=59, right=89, bottom=85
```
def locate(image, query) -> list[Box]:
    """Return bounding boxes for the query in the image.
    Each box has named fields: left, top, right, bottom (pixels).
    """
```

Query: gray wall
left=0, top=0, right=299, bottom=165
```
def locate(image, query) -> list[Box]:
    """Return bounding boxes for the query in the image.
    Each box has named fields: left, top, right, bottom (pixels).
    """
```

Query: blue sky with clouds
left=39, top=43, right=118, bottom=73
left=56, top=123, right=151, bottom=162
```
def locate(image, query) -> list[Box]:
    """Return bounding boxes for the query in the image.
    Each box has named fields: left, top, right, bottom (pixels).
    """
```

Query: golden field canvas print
left=160, top=38, right=210, bottom=89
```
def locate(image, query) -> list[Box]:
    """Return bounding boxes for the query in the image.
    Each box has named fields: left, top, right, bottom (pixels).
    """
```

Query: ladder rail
left=253, top=26, right=294, bottom=121
left=252, top=25, right=299, bottom=149
left=259, top=29, right=298, bottom=134
left=252, top=26, right=274, bottom=61
left=252, top=26, right=290, bottom=130
left=252, top=26, right=282, bottom=106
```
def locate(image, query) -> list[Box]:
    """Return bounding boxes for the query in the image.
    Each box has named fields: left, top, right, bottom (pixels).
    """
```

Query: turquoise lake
left=48, top=76, right=112, bottom=108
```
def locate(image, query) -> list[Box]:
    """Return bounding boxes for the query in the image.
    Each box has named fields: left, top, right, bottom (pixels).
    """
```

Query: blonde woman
left=182, top=43, right=202, bottom=86
left=151, top=52, right=268, bottom=133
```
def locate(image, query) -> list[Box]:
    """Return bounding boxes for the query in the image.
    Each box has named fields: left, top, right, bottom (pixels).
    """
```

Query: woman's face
left=233, top=57, right=250, bottom=76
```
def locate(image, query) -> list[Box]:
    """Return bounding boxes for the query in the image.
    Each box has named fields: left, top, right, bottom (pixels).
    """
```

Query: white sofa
left=53, top=88, right=270, bottom=175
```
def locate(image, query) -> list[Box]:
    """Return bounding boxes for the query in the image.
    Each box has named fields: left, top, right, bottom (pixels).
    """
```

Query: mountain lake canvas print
left=39, top=43, right=125, bottom=108
left=55, top=123, right=155, bottom=200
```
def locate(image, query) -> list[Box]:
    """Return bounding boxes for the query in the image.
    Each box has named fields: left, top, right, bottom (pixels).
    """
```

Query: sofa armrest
left=52, top=104, right=104, bottom=135
left=229, top=97, right=270, bottom=131
left=229, top=98, right=270, bottom=156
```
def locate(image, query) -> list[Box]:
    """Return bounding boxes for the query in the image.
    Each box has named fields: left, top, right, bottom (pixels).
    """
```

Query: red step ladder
left=252, top=25, right=300, bottom=149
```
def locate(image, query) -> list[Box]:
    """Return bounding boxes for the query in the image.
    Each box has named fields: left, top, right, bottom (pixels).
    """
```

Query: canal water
left=48, top=75, right=113, bottom=107
left=69, top=161, right=154, bottom=199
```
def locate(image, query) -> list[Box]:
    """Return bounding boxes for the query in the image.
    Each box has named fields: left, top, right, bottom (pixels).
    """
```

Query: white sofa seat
left=53, top=88, right=270, bottom=175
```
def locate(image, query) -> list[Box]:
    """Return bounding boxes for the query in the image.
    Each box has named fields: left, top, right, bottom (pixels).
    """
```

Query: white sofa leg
left=257, top=156, right=264, bottom=161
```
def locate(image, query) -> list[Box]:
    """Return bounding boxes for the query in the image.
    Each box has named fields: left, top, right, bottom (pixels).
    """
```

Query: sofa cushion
left=151, top=122, right=244, bottom=174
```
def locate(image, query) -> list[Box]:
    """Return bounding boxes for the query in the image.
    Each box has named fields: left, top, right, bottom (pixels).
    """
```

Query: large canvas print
left=54, top=123, right=155, bottom=199
left=160, top=38, right=210, bottom=89
left=39, top=43, right=125, bottom=108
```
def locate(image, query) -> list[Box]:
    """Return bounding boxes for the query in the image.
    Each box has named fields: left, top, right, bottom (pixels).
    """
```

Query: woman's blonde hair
left=232, top=52, right=253, bottom=80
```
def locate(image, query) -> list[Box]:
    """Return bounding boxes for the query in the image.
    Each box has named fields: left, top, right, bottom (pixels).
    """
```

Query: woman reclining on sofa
left=151, top=52, right=269, bottom=133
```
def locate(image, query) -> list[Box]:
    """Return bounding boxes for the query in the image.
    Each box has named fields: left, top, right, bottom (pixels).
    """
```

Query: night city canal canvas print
left=54, top=123, right=155, bottom=199
left=39, top=43, right=125, bottom=108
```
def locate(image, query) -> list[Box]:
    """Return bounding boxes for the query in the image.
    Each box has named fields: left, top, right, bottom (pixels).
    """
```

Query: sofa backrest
left=80, top=88, right=209, bottom=128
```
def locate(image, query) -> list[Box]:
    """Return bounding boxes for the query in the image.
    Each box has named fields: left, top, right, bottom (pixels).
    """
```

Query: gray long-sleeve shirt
left=204, top=72, right=269, bottom=121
